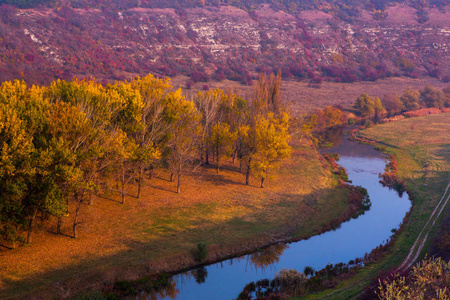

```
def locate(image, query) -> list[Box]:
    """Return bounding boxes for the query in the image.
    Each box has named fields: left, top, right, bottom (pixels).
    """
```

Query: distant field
left=172, top=76, right=448, bottom=114
left=360, top=112, right=450, bottom=179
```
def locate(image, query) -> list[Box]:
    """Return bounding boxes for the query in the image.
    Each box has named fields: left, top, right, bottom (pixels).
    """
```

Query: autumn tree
left=130, top=74, right=170, bottom=197
left=238, top=72, right=292, bottom=186
left=316, top=106, right=345, bottom=130
left=442, top=86, right=450, bottom=107
left=210, top=122, right=235, bottom=173
left=0, top=81, right=36, bottom=246
left=353, top=93, right=386, bottom=121
left=377, top=257, right=450, bottom=300
left=107, top=81, right=143, bottom=204
left=382, top=93, right=403, bottom=116
left=194, top=89, right=223, bottom=165
left=44, top=100, right=99, bottom=238
left=252, top=71, right=282, bottom=115
left=419, top=85, right=445, bottom=108
left=221, top=94, right=249, bottom=164
left=164, top=89, right=201, bottom=193
left=400, top=87, right=420, bottom=111
left=252, top=112, right=292, bottom=188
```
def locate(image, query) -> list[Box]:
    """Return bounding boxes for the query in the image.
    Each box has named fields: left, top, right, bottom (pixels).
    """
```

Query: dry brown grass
left=172, top=76, right=447, bottom=115
left=0, top=139, right=351, bottom=299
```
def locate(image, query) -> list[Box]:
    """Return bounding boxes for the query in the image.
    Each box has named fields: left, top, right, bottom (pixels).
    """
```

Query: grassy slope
left=0, top=139, right=352, bottom=299
left=306, top=112, right=450, bottom=299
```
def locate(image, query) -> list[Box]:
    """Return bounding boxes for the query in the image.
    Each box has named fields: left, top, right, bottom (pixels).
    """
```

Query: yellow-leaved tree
left=164, top=89, right=202, bottom=194
left=210, top=122, right=236, bottom=173
left=130, top=74, right=170, bottom=197
left=253, top=112, right=292, bottom=188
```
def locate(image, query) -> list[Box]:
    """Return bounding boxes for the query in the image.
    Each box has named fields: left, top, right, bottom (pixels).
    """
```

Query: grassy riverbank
left=306, top=112, right=450, bottom=299
left=0, top=138, right=356, bottom=299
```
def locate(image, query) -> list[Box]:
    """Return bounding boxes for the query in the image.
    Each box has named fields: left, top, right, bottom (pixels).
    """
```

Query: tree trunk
left=26, top=207, right=38, bottom=244
left=88, top=190, right=93, bottom=205
left=121, top=165, right=125, bottom=204
left=245, top=157, right=252, bottom=185
left=205, top=147, right=209, bottom=165
left=232, top=150, right=237, bottom=164
left=216, top=146, right=220, bottom=173
left=137, top=163, right=143, bottom=198
left=56, top=216, right=62, bottom=235
left=177, top=160, right=181, bottom=194
left=148, top=165, right=153, bottom=179
left=170, top=172, right=174, bottom=182
left=260, top=170, right=266, bottom=188
left=73, top=193, right=82, bottom=238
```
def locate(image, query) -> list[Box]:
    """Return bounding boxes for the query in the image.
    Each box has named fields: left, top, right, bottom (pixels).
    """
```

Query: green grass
left=305, top=112, right=450, bottom=299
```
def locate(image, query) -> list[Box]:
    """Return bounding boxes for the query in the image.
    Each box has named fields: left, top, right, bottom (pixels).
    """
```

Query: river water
left=138, top=138, right=411, bottom=300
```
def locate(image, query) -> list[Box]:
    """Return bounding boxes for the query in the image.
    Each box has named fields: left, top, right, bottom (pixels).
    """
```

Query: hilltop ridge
left=0, top=0, right=449, bottom=85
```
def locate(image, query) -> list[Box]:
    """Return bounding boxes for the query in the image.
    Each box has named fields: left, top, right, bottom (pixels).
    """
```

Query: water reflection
left=191, top=266, right=208, bottom=284
left=138, top=137, right=411, bottom=300
left=318, top=127, right=344, bottom=148
left=135, top=276, right=179, bottom=300
left=249, top=244, right=288, bottom=269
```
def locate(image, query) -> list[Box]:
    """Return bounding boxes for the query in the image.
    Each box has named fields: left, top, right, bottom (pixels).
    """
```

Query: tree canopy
left=0, top=73, right=292, bottom=246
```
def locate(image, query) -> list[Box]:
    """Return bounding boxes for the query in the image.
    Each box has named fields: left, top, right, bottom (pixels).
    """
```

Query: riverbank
left=0, top=137, right=358, bottom=299
left=306, top=112, right=450, bottom=299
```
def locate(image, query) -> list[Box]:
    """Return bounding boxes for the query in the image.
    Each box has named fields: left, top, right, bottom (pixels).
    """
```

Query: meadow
left=0, top=137, right=356, bottom=299
left=306, top=112, right=450, bottom=299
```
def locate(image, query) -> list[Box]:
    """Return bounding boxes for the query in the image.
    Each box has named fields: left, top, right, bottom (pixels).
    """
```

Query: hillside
left=0, top=1, right=449, bottom=85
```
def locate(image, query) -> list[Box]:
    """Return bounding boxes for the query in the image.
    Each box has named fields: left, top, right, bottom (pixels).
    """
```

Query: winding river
left=137, top=138, right=412, bottom=300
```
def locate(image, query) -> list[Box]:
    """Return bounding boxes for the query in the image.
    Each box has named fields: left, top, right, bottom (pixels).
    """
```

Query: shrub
left=364, top=119, right=374, bottom=128
left=304, top=266, right=315, bottom=277
left=195, top=242, right=208, bottom=262
left=273, top=269, right=307, bottom=297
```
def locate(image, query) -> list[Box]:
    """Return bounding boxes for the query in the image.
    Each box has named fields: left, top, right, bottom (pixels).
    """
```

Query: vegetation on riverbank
left=0, top=74, right=361, bottom=299
left=304, top=112, right=450, bottom=299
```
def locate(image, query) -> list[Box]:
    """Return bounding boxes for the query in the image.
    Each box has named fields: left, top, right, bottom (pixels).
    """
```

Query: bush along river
left=129, top=137, right=412, bottom=299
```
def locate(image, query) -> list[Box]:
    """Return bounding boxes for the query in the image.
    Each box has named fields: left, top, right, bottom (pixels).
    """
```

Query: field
left=173, top=76, right=448, bottom=113
left=0, top=138, right=356, bottom=299
left=307, top=112, right=450, bottom=299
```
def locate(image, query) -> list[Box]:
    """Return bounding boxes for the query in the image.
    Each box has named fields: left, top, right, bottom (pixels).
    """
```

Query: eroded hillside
left=0, top=3, right=449, bottom=85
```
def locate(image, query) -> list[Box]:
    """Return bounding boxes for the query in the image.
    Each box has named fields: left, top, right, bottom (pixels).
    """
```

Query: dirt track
left=396, top=182, right=450, bottom=273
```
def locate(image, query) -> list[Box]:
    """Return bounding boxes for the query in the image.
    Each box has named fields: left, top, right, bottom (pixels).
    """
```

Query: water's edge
left=132, top=137, right=412, bottom=299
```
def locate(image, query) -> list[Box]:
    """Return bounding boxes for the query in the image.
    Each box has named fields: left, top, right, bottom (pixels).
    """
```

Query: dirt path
left=396, top=182, right=450, bottom=273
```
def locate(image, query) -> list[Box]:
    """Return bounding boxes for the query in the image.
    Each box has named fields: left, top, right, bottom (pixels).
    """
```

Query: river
left=136, top=137, right=412, bottom=300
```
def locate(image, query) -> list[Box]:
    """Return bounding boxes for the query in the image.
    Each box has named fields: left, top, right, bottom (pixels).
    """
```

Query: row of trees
left=0, top=73, right=292, bottom=246
left=353, top=85, right=450, bottom=120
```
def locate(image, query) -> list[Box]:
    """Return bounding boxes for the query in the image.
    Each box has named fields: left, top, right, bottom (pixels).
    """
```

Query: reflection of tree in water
left=249, top=243, right=288, bottom=269
left=318, top=126, right=344, bottom=148
left=137, top=276, right=179, bottom=300
left=191, top=266, right=208, bottom=284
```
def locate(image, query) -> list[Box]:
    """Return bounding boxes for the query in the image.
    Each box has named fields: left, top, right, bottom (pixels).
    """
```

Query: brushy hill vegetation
left=0, top=0, right=448, bottom=86
left=3, top=0, right=448, bottom=11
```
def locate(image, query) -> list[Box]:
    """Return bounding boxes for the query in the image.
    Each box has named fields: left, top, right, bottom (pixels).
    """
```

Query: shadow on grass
left=0, top=243, right=13, bottom=250
left=149, top=184, right=177, bottom=194
left=432, top=143, right=450, bottom=160
left=198, top=172, right=245, bottom=187
left=0, top=186, right=350, bottom=299
left=96, top=191, right=140, bottom=203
